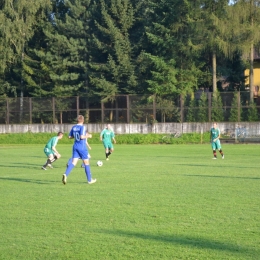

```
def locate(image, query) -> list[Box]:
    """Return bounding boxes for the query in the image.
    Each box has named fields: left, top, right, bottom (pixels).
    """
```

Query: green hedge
left=0, top=132, right=211, bottom=145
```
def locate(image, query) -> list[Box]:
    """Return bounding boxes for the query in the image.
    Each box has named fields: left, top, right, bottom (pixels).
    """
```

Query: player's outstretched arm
left=80, top=133, right=92, bottom=140
left=86, top=133, right=92, bottom=139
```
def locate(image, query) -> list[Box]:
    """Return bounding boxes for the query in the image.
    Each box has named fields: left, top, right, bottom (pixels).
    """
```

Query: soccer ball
left=97, top=160, right=103, bottom=167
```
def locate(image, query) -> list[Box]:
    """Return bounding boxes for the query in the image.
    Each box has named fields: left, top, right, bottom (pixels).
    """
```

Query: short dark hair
left=57, top=131, right=63, bottom=136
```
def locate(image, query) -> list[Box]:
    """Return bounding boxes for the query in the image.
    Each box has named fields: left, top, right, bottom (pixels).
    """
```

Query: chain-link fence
left=0, top=92, right=260, bottom=124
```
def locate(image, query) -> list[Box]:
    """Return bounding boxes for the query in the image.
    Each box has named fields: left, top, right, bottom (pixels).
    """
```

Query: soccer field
left=0, top=144, right=259, bottom=259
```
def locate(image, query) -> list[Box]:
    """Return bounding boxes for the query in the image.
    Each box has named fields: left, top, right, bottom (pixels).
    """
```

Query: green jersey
left=100, top=129, right=115, bottom=143
left=210, top=127, right=220, bottom=140
left=45, top=136, right=59, bottom=151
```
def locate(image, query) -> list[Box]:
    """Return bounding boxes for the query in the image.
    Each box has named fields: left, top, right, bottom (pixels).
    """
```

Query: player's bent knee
left=83, top=163, right=89, bottom=166
left=83, top=159, right=89, bottom=165
left=55, top=153, right=61, bottom=159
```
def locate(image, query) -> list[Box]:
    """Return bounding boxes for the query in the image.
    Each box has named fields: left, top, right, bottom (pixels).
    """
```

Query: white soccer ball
left=97, top=160, right=103, bottom=167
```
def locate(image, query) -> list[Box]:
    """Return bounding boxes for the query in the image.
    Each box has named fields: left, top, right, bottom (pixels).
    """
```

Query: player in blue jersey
left=42, top=131, right=63, bottom=170
left=66, top=138, right=91, bottom=168
left=100, top=124, right=116, bottom=160
left=62, top=115, right=96, bottom=185
left=210, top=122, right=224, bottom=159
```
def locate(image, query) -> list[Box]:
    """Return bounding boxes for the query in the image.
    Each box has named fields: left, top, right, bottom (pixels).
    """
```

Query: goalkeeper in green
left=210, top=122, right=224, bottom=159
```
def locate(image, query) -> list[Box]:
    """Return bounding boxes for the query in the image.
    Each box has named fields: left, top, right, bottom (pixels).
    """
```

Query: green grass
left=0, top=144, right=259, bottom=259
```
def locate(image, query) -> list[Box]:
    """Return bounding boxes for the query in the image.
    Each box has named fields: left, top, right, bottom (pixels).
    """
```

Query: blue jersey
left=69, top=124, right=89, bottom=159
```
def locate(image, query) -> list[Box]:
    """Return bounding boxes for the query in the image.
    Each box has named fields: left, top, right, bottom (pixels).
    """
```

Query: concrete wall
left=0, top=122, right=260, bottom=134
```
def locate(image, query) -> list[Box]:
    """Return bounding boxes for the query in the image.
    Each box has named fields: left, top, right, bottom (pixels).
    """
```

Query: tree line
left=1, top=0, right=260, bottom=104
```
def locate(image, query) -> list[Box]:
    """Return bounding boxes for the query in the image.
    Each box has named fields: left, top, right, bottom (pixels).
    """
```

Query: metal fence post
left=238, top=91, right=241, bottom=122
left=6, top=98, right=9, bottom=124
left=180, top=94, right=184, bottom=123
left=127, top=95, right=130, bottom=123
left=29, top=97, right=32, bottom=124
left=153, top=94, right=156, bottom=122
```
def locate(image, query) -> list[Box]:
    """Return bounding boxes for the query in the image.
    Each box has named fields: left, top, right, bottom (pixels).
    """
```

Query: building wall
left=245, top=61, right=260, bottom=94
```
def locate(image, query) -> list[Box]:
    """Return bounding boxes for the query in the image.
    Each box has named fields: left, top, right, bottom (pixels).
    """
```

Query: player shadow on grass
left=0, top=163, right=64, bottom=169
left=0, top=163, right=43, bottom=169
left=0, top=176, right=57, bottom=184
left=99, top=229, right=258, bottom=256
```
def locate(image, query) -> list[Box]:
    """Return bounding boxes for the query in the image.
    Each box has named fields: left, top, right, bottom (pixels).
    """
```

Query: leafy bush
left=0, top=132, right=212, bottom=144
left=0, top=132, right=100, bottom=145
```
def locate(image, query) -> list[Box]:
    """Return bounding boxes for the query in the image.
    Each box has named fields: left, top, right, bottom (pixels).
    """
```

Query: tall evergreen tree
left=197, top=92, right=208, bottom=122
left=222, top=52, right=247, bottom=91
left=186, top=95, right=197, bottom=122
left=198, top=0, right=231, bottom=92
left=247, top=101, right=258, bottom=121
left=90, top=0, right=138, bottom=100
left=229, top=91, right=242, bottom=121
left=0, top=0, right=51, bottom=97
left=18, top=4, right=54, bottom=97
left=144, top=55, right=177, bottom=95
left=36, top=0, right=96, bottom=97
left=211, top=91, right=224, bottom=121
left=227, top=0, right=260, bottom=101
left=144, top=0, right=205, bottom=96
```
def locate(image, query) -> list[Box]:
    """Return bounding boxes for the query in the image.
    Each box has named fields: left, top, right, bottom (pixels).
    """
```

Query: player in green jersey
left=42, top=131, right=64, bottom=170
left=210, top=122, right=224, bottom=159
left=100, top=124, right=116, bottom=160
